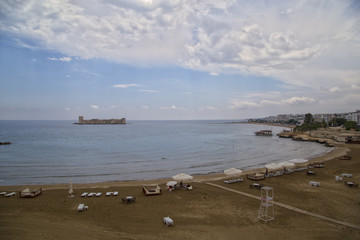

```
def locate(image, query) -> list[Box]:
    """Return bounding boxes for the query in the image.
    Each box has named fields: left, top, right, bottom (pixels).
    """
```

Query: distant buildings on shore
left=249, top=110, right=360, bottom=125
left=75, top=116, right=126, bottom=125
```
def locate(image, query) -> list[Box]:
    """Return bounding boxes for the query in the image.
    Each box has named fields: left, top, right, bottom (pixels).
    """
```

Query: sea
left=0, top=120, right=333, bottom=186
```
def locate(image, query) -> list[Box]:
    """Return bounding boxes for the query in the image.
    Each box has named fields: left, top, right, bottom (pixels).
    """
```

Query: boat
left=255, top=130, right=273, bottom=136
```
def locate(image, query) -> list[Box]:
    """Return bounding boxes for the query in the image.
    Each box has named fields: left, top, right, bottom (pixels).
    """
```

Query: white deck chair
left=81, top=192, right=88, bottom=197
left=78, top=204, right=85, bottom=212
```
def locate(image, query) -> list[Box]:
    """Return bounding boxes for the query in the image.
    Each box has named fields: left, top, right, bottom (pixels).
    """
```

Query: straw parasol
left=224, top=168, right=243, bottom=176
left=289, top=158, right=308, bottom=164
left=265, top=163, right=283, bottom=170
left=68, top=180, right=74, bottom=198
left=172, top=173, right=193, bottom=181
left=279, top=161, right=296, bottom=168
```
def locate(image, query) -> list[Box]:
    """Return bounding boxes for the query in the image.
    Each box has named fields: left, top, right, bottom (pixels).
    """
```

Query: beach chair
left=87, top=192, right=96, bottom=197
left=307, top=170, right=316, bottom=176
left=106, top=192, right=112, bottom=196
left=95, top=192, right=102, bottom=197
left=113, top=191, right=119, bottom=196
left=335, top=176, right=343, bottom=182
left=341, top=173, right=352, bottom=178
left=5, top=192, right=16, bottom=197
left=78, top=204, right=85, bottom=212
left=309, top=181, right=320, bottom=187
left=122, top=196, right=136, bottom=203
left=81, top=192, right=88, bottom=197
left=163, top=217, right=174, bottom=226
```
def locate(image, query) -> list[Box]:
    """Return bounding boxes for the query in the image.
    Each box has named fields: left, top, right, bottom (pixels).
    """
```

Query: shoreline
left=0, top=144, right=349, bottom=191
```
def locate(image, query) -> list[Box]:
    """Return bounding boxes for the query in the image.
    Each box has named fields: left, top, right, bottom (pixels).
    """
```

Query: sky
left=0, top=0, right=359, bottom=120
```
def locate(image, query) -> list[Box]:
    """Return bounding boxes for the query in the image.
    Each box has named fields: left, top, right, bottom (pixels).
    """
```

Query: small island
left=74, top=116, right=126, bottom=125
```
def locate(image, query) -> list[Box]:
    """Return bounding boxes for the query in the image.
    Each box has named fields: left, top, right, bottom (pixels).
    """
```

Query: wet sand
left=0, top=144, right=359, bottom=240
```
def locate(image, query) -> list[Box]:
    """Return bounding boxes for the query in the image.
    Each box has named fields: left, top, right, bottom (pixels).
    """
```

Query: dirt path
left=205, top=182, right=360, bottom=230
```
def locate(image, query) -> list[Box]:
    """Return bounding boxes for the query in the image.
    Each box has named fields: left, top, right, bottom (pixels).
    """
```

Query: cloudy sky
left=0, top=0, right=359, bottom=120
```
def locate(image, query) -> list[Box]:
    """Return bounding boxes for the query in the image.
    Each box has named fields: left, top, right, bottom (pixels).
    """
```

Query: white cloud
left=160, top=105, right=187, bottom=111
left=65, top=107, right=71, bottom=111
left=89, top=104, right=99, bottom=109
left=142, top=105, right=150, bottom=110
left=281, top=97, right=316, bottom=105
left=329, top=87, right=341, bottom=93
left=351, top=85, right=360, bottom=90
left=199, top=106, right=218, bottom=110
left=138, top=89, right=159, bottom=93
left=2, top=0, right=357, bottom=75
left=47, top=56, right=72, bottom=62
left=229, top=96, right=316, bottom=109
left=113, top=83, right=140, bottom=88
left=1, top=0, right=359, bottom=111
left=228, top=101, right=260, bottom=110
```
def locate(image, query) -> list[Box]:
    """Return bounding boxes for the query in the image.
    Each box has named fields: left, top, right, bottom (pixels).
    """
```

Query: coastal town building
left=253, top=110, right=360, bottom=125
left=76, top=116, right=126, bottom=124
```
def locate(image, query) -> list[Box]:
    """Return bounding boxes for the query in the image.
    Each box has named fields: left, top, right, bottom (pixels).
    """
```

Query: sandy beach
left=1, top=143, right=359, bottom=240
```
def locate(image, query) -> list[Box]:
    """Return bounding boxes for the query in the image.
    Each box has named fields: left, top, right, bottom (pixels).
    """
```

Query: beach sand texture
left=0, top=145, right=359, bottom=240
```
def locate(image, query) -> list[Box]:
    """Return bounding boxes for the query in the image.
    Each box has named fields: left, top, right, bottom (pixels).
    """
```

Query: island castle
left=75, top=116, right=126, bottom=124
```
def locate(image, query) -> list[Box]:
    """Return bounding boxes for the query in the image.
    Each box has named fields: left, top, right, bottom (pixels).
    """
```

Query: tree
left=328, top=118, right=347, bottom=127
left=344, top=121, right=357, bottom=130
left=304, top=113, right=314, bottom=125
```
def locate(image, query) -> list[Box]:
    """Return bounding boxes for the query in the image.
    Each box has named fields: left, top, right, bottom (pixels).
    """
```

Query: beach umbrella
left=68, top=180, right=74, bottom=198
left=172, top=173, right=193, bottom=181
left=265, top=163, right=282, bottom=170
left=289, top=158, right=308, bottom=164
left=166, top=181, right=177, bottom=187
left=224, top=168, right=243, bottom=176
left=279, top=161, right=296, bottom=168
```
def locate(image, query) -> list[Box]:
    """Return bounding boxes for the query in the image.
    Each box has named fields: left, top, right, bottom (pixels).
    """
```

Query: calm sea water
left=0, top=120, right=332, bottom=185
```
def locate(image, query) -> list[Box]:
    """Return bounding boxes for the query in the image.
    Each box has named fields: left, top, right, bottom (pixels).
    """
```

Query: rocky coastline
left=277, top=128, right=360, bottom=147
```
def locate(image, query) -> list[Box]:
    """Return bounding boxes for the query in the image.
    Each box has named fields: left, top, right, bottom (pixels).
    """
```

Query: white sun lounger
left=106, top=192, right=113, bottom=196
left=87, top=192, right=96, bottom=197
left=341, top=173, right=352, bottom=178
left=309, top=181, right=320, bottom=187
left=164, top=217, right=174, bottom=226
left=0, top=192, right=7, bottom=196
left=5, top=192, right=16, bottom=197
left=335, top=176, right=343, bottom=182
left=81, top=192, right=88, bottom=197
left=95, top=192, right=102, bottom=197
left=78, top=204, right=85, bottom=212
left=113, top=191, right=119, bottom=196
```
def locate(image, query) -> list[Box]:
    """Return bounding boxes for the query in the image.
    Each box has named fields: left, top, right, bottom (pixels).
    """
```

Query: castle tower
left=79, top=116, right=84, bottom=124
left=258, top=186, right=274, bottom=223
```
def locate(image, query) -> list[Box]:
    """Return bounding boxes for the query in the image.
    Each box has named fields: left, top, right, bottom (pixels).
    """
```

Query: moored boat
left=255, top=130, right=272, bottom=136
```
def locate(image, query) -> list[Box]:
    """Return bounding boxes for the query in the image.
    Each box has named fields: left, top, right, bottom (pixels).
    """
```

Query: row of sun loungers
left=81, top=191, right=119, bottom=197
left=0, top=192, right=16, bottom=197
left=224, top=178, right=243, bottom=184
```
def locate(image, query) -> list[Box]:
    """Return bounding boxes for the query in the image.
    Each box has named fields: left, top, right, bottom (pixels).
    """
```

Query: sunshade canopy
left=172, top=173, right=193, bottom=181
left=224, top=168, right=243, bottom=175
